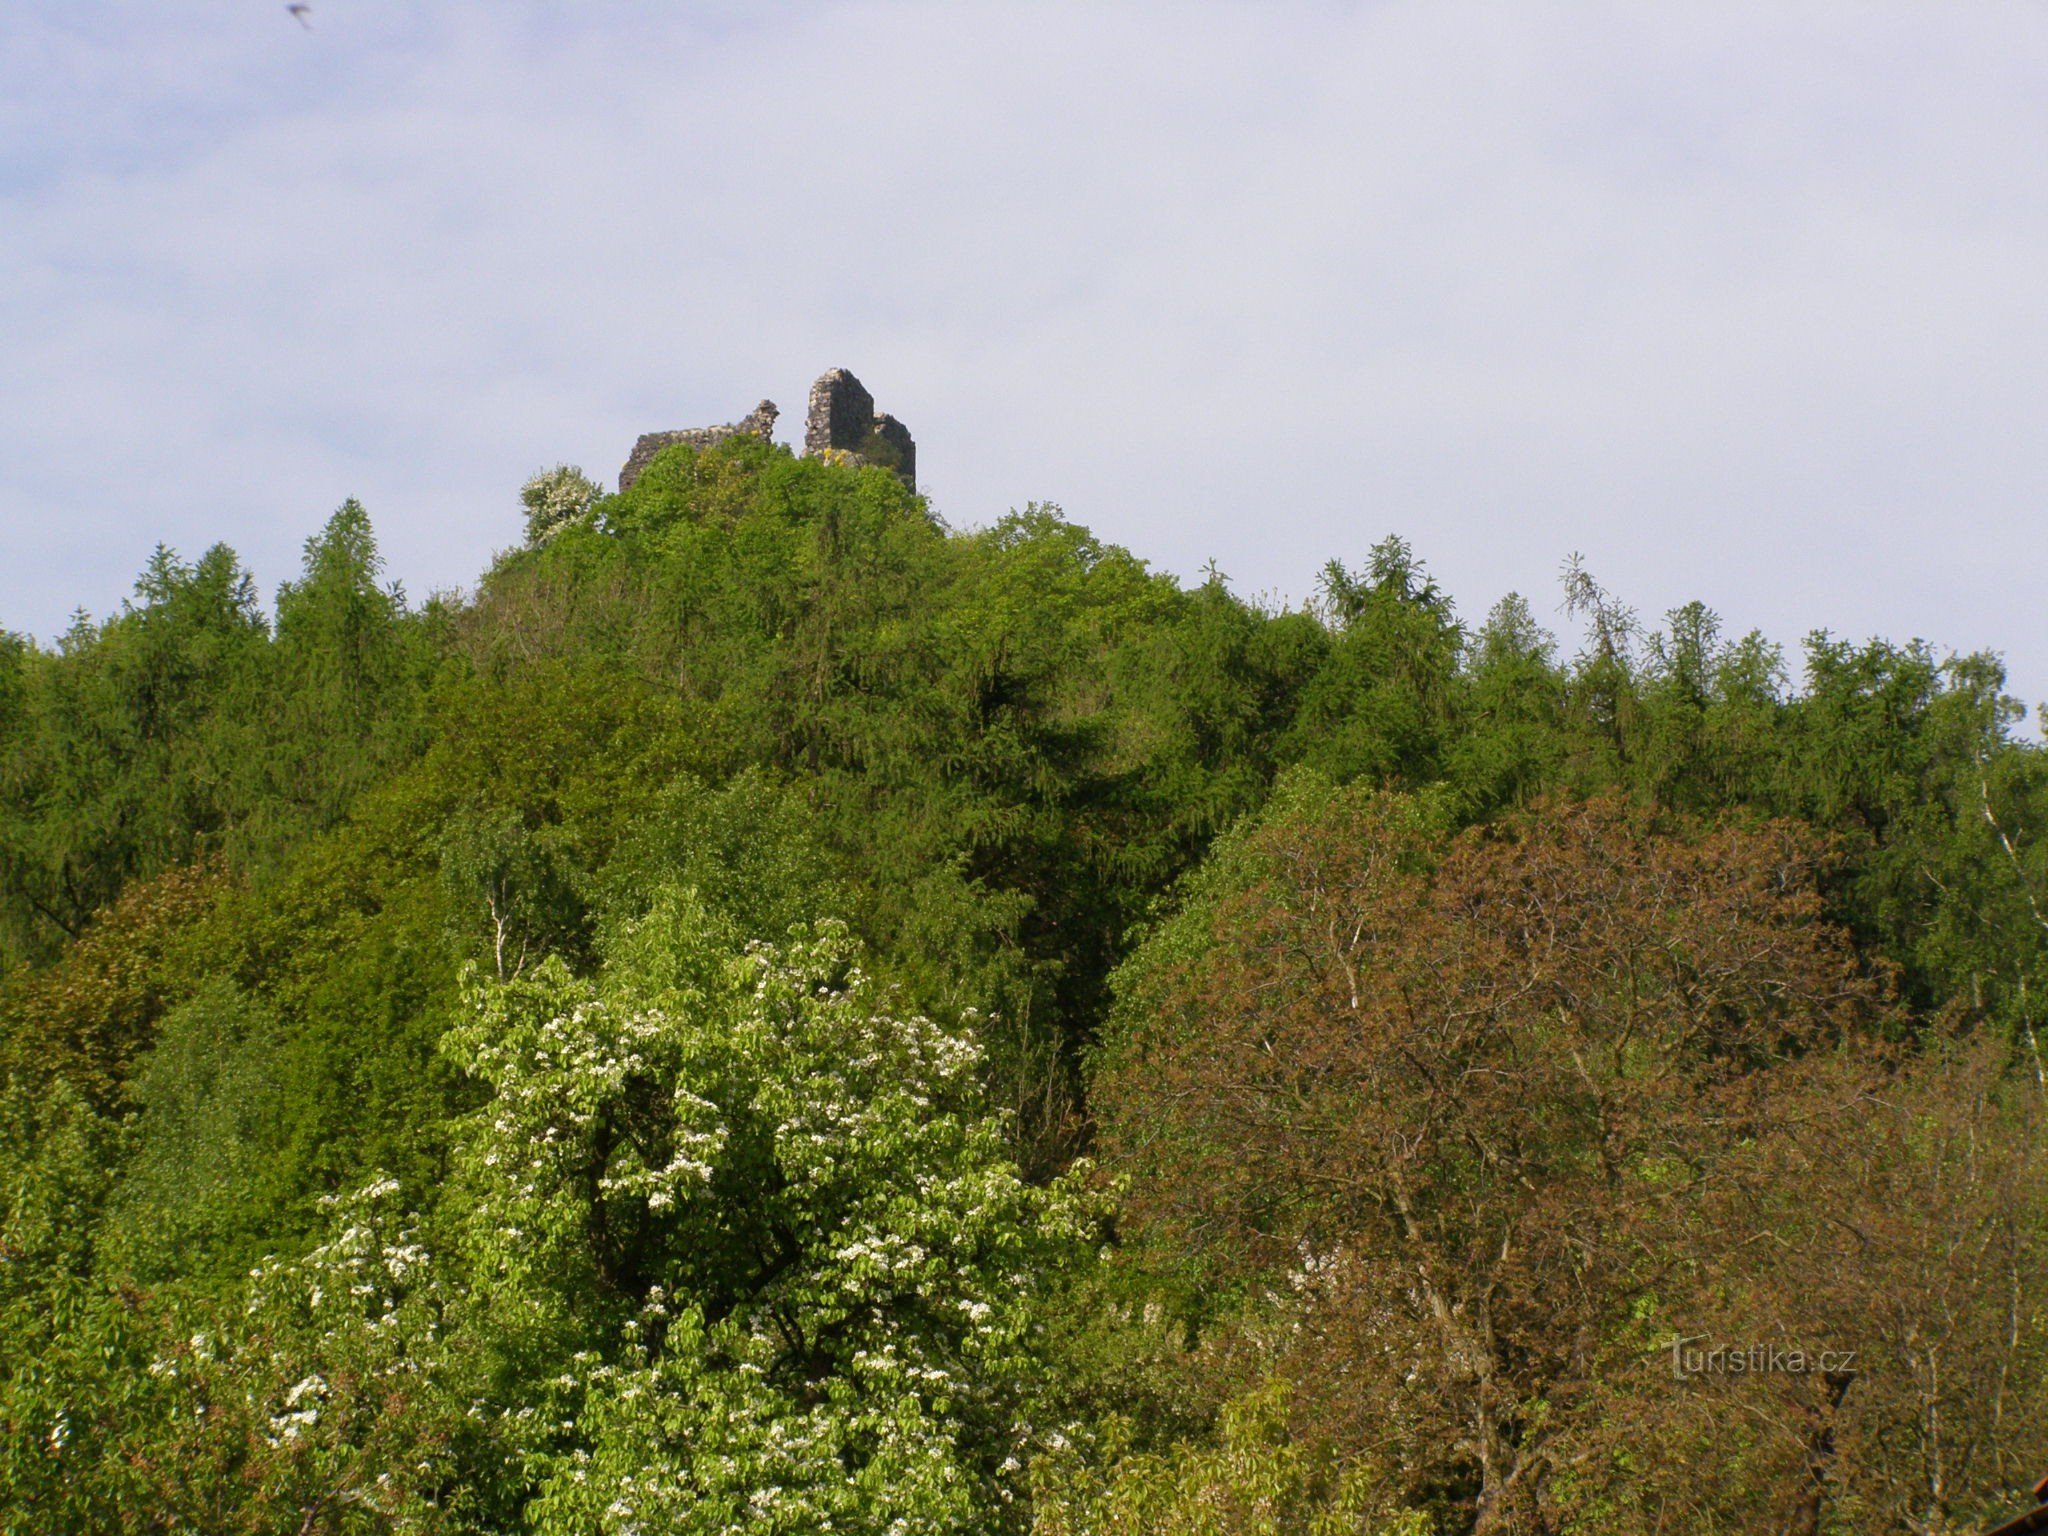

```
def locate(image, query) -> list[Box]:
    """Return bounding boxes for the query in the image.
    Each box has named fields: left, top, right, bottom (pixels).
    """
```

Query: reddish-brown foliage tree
left=1096, top=783, right=1890, bottom=1532
left=0, top=858, right=228, bottom=1107
left=1572, top=1032, right=2048, bottom=1536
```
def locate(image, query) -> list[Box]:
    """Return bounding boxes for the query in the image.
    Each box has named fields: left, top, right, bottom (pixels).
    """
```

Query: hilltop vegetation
left=3, top=433, right=2046, bottom=1533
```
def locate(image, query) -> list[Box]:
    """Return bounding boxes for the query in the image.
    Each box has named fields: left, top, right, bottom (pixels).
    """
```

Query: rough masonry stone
left=618, top=399, right=779, bottom=491
left=802, top=369, right=915, bottom=490
left=869, top=412, right=915, bottom=490
left=619, top=371, right=915, bottom=497
left=804, top=369, right=876, bottom=456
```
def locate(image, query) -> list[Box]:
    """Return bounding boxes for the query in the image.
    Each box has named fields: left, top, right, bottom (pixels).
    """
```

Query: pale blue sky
left=4, top=3, right=2045, bottom=716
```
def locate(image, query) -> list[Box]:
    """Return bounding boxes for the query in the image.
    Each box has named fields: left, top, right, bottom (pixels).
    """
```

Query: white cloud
left=2, top=1, right=2045, bottom=711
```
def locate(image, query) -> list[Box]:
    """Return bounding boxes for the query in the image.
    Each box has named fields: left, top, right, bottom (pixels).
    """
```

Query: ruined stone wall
left=618, top=399, right=778, bottom=491
left=620, top=371, right=915, bottom=495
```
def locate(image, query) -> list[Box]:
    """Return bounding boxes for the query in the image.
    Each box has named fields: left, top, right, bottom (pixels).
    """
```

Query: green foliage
left=1444, top=591, right=1566, bottom=812
left=0, top=1075, right=128, bottom=1530
left=854, top=425, right=908, bottom=477
left=1, top=1177, right=482, bottom=1535
left=0, top=546, right=265, bottom=962
left=1033, top=1384, right=1427, bottom=1536
left=143, top=1177, right=473, bottom=1534
left=0, top=509, right=436, bottom=971
left=4, top=435, right=2047, bottom=1530
left=449, top=890, right=1102, bottom=1534
left=438, top=805, right=581, bottom=982
left=587, top=767, right=843, bottom=942
left=1288, top=538, right=1460, bottom=783
left=99, top=981, right=295, bottom=1284
left=268, top=501, right=438, bottom=836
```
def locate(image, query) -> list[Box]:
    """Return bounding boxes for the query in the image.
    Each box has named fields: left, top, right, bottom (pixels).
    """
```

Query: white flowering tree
left=441, top=888, right=1100, bottom=1535
left=520, top=465, right=602, bottom=544
left=0, top=1073, right=485, bottom=1531
left=118, top=1177, right=479, bottom=1533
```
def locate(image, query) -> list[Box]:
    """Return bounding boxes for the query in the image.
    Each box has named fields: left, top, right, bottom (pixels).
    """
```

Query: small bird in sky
left=286, top=3, right=312, bottom=27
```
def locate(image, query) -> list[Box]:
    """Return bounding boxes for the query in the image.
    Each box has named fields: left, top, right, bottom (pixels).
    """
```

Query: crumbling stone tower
left=803, top=368, right=873, bottom=456
left=617, top=370, right=915, bottom=495
left=802, top=369, right=915, bottom=489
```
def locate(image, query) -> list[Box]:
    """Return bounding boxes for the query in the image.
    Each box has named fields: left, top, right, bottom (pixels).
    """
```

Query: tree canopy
left=3, top=433, right=2045, bottom=1532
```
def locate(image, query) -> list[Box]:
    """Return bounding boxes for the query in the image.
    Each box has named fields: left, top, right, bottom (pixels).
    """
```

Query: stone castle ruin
left=617, top=400, right=780, bottom=491
left=618, top=369, right=914, bottom=493
left=802, top=368, right=915, bottom=489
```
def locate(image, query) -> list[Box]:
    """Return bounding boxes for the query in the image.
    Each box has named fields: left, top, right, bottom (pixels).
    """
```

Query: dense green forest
left=3, top=435, right=2046, bottom=1534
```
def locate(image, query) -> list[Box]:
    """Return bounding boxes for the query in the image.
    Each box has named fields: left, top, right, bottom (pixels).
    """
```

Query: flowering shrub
left=124, top=1177, right=473, bottom=1534
left=444, top=888, right=1102, bottom=1534
left=520, top=466, right=602, bottom=544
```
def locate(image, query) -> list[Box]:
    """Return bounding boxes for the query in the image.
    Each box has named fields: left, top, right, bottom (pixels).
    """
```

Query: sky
left=4, top=2, right=2045, bottom=718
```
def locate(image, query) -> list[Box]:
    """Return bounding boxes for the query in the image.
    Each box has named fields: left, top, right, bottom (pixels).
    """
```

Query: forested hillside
left=4, top=434, right=2045, bottom=1533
